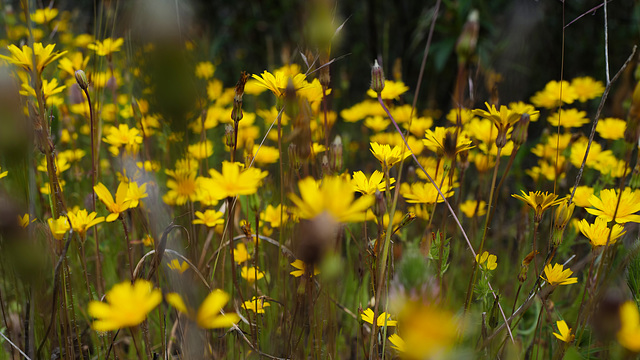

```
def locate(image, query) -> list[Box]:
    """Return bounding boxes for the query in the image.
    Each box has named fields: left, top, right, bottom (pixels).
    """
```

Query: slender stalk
left=120, top=216, right=135, bottom=280
left=464, top=146, right=502, bottom=312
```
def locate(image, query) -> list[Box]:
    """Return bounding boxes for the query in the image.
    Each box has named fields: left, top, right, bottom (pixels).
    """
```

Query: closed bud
left=553, top=200, right=575, bottom=232
left=75, top=70, right=89, bottom=90
left=371, top=59, right=385, bottom=94
left=224, top=124, right=235, bottom=148
left=373, top=190, right=386, bottom=218
left=288, top=144, right=302, bottom=171
left=511, top=113, right=530, bottom=146
left=495, top=129, right=508, bottom=149
left=330, top=136, right=343, bottom=173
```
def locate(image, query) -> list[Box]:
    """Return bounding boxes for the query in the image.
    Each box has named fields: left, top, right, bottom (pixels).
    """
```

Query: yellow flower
left=553, top=320, right=574, bottom=343
left=94, top=181, right=132, bottom=222
left=586, top=188, right=640, bottom=224
left=370, top=142, right=411, bottom=169
left=58, top=51, right=90, bottom=77
left=404, top=116, right=434, bottom=137
left=195, top=61, right=215, bottom=79
left=261, top=204, right=288, bottom=228
left=472, top=102, right=528, bottom=136
left=446, top=108, right=476, bottom=125
left=142, top=234, right=154, bottom=247
left=361, top=308, right=397, bottom=327
left=188, top=140, right=213, bottom=160
left=20, top=78, right=66, bottom=100
left=351, top=170, right=394, bottom=195
left=388, top=333, right=405, bottom=353
left=166, top=259, right=190, bottom=274
left=167, top=289, right=239, bottom=329
left=67, top=209, right=104, bottom=238
left=290, top=259, right=320, bottom=277
left=193, top=209, right=224, bottom=227
left=512, top=190, right=563, bottom=222
left=596, top=117, right=626, bottom=140
left=18, top=214, right=35, bottom=228
left=423, top=126, right=474, bottom=158
left=125, top=182, right=148, bottom=208
left=289, top=176, right=374, bottom=223
left=531, top=80, right=578, bottom=109
left=202, top=162, right=268, bottom=200
left=31, top=8, right=59, bottom=24
left=0, top=43, right=67, bottom=74
left=578, top=217, right=625, bottom=247
left=571, top=76, right=604, bottom=102
left=396, top=302, right=457, bottom=359
left=47, top=216, right=70, bottom=241
left=569, top=139, right=601, bottom=168
left=240, top=266, right=265, bottom=283
left=102, top=124, right=143, bottom=156
left=87, top=38, right=124, bottom=56
left=508, top=101, right=540, bottom=121
left=0, top=166, right=7, bottom=179
left=460, top=199, right=487, bottom=218
left=242, top=297, right=270, bottom=314
left=340, top=100, right=386, bottom=122
left=165, top=169, right=199, bottom=206
left=366, top=80, right=409, bottom=100
left=88, top=279, right=162, bottom=331
left=233, top=243, right=250, bottom=264
left=475, top=251, right=497, bottom=270
left=251, top=144, right=280, bottom=164
left=570, top=186, right=594, bottom=208
left=400, top=182, right=454, bottom=204
left=251, top=70, right=309, bottom=98
left=541, top=263, right=578, bottom=286
left=618, top=301, right=640, bottom=352
left=547, top=108, right=589, bottom=128
left=363, top=116, right=390, bottom=132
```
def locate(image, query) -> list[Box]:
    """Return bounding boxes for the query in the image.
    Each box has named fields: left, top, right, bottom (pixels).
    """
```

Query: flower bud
left=511, top=113, right=530, bottom=146
left=370, top=59, right=385, bottom=94
left=231, top=72, right=248, bottom=123
left=373, top=190, right=386, bottom=218
left=330, top=136, right=343, bottom=173
left=630, top=163, right=640, bottom=190
left=495, top=130, right=508, bottom=149
left=75, top=70, right=89, bottom=91
left=224, top=124, right=235, bottom=148
left=288, top=144, right=302, bottom=171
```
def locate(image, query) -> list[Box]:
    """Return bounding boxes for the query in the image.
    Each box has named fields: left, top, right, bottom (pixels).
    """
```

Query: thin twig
left=568, top=46, right=637, bottom=205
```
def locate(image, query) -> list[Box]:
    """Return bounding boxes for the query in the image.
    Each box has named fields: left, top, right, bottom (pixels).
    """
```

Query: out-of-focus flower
left=361, top=308, right=397, bottom=327
left=47, top=216, right=70, bottom=240
left=290, top=259, right=320, bottom=277
left=166, top=259, right=190, bottom=274
left=586, top=188, right=640, bottom=224
left=88, top=38, right=124, bottom=56
left=88, top=280, right=162, bottom=331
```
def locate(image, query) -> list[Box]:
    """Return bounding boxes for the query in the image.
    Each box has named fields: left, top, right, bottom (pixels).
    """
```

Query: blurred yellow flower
left=508, top=101, right=540, bottom=121
left=88, top=38, right=124, bottom=56
left=31, top=8, right=59, bottom=24
left=571, top=76, right=604, bottom=102
left=240, top=266, right=265, bottom=283
left=0, top=166, right=6, bottom=179
left=195, top=61, right=215, bottom=79
left=400, top=182, right=454, bottom=204
left=202, top=162, right=268, bottom=200
left=596, top=117, right=626, bottom=140
left=531, top=80, right=578, bottom=109
left=361, top=308, right=397, bottom=327
left=261, top=204, right=288, bottom=228
left=88, top=279, right=162, bottom=331
left=547, top=108, right=589, bottom=128
left=233, top=243, right=250, bottom=264
left=166, top=259, right=190, bottom=274
left=366, top=80, right=409, bottom=100
left=165, top=169, right=199, bottom=206
left=187, top=140, right=214, bottom=160
left=290, top=259, right=320, bottom=277
left=289, top=176, right=374, bottom=223
left=388, top=333, right=405, bottom=353
left=102, top=124, right=143, bottom=156
left=618, top=301, right=640, bottom=352
left=125, top=182, right=148, bottom=208
left=18, top=214, right=35, bottom=228
left=251, top=70, right=309, bottom=98
left=47, top=216, right=70, bottom=240
left=460, top=199, right=487, bottom=218
left=243, top=297, right=270, bottom=314
left=193, top=209, right=224, bottom=227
